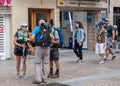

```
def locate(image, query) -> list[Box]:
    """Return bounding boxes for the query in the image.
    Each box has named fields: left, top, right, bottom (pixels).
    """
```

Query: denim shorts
left=50, top=48, right=59, bottom=61
left=107, top=37, right=113, bottom=48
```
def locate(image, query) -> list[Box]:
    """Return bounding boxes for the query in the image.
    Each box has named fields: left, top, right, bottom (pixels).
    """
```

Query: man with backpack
left=47, top=19, right=60, bottom=78
left=104, top=19, right=116, bottom=60
left=31, top=19, right=54, bottom=84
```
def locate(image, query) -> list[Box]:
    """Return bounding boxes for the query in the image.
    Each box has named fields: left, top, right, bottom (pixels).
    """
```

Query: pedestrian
left=113, top=25, right=119, bottom=53
left=13, top=23, right=30, bottom=78
left=47, top=19, right=60, bottom=78
left=104, top=19, right=116, bottom=60
left=115, top=16, right=120, bottom=53
left=95, top=22, right=107, bottom=64
left=31, top=19, right=54, bottom=84
left=73, top=21, right=84, bottom=63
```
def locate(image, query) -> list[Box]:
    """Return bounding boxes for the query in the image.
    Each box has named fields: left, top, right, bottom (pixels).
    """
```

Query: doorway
left=28, top=8, right=51, bottom=32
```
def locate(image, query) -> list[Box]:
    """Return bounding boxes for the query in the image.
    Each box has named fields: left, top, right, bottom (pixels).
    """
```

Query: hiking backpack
left=17, top=30, right=29, bottom=44
left=36, top=24, right=51, bottom=47
left=54, top=27, right=64, bottom=47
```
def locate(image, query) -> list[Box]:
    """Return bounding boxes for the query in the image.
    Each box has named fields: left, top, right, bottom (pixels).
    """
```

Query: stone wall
left=88, top=10, right=101, bottom=51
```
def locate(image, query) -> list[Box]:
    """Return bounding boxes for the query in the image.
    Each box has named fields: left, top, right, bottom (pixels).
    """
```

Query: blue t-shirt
left=32, top=26, right=40, bottom=36
left=32, top=26, right=41, bottom=40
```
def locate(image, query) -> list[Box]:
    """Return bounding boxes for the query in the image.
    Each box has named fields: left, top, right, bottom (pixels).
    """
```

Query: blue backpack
left=54, top=27, right=64, bottom=48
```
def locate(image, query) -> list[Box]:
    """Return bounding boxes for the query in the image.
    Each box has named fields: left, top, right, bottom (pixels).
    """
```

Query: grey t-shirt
left=50, top=27, right=59, bottom=48
left=52, top=28, right=59, bottom=39
left=104, top=25, right=114, bottom=38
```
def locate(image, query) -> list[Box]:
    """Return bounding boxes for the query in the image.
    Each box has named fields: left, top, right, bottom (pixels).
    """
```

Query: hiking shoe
left=16, top=74, right=20, bottom=79
left=47, top=72, right=53, bottom=78
left=111, top=56, right=116, bottom=60
left=116, top=51, right=119, bottom=53
left=51, top=73, right=59, bottom=78
left=99, top=60, right=104, bottom=64
left=32, top=80, right=41, bottom=84
left=104, top=58, right=107, bottom=61
left=42, top=79, right=48, bottom=83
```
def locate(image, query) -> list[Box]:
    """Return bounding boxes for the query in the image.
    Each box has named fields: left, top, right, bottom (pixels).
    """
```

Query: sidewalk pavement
left=0, top=49, right=120, bottom=86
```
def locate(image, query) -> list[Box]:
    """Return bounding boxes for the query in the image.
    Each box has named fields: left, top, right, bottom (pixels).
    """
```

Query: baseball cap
left=98, top=22, right=104, bottom=26
left=20, top=23, right=28, bottom=27
left=39, top=19, right=45, bottom=23
left=105, top=18, right=109, bottom=21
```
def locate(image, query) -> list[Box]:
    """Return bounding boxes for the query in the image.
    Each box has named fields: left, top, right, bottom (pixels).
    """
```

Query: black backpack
left=36, top=23, right=51, bottom=47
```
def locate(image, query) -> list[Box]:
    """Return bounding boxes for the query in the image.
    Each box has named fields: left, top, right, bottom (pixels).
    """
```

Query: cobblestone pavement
left=0, top=49, right=120, bottom=86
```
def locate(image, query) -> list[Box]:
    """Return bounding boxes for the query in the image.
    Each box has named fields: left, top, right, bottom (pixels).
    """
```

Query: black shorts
left=14, top=46, right=28, bottom=56
left=50, top=48, right=59, bottom=61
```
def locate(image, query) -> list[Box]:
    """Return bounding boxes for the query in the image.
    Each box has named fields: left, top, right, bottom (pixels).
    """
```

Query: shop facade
left=1, top=0, right=59, bottom=60
left=57, top=0, right=107, bottom=50
left=110, top=0, right=120, bottom=25
left=0, top=0, right=108, bottom=60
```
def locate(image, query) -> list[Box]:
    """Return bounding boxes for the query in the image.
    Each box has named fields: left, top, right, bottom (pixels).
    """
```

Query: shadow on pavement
left=40, top=83, right=70, bottom=86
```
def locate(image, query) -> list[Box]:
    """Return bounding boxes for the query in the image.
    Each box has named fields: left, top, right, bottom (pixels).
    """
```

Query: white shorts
left=95, top=43, right=106, bottom=55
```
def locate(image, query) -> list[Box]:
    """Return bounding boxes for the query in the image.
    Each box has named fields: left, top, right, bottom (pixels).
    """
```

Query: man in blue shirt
left=31, top=19, right=54, bottom=84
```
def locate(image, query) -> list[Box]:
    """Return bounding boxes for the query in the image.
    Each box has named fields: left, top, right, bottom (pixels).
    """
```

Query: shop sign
left=57, top=0, right=99, bottom=8
left=0, top=0, right=11, bottom=5
left=58, top=0, right=65, bottom=6
left=87, top=12, right=92, bottom=23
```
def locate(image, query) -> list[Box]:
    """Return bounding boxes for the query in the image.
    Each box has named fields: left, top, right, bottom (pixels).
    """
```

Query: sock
left=50, top=68, right=53, bottom=73
left=56, top=69, right=59, bottom=74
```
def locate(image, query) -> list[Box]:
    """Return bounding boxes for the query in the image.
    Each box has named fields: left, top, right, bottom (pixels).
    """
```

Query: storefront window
left=87, top=12, right=92, bottom=23
left=63, top=11, right=73, bottom=21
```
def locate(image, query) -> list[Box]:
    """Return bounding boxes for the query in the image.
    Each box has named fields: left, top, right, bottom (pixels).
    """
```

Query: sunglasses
left=22, top=26, right=27, bottom=28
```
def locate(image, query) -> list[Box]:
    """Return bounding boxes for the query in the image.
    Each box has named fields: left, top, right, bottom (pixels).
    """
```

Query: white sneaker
left=76, top=59, right=83, bottom=63
left=16, top=74, right=20, bottom=79
left=76, top=59, right=80, bottom=63
left=99, top=60, right=104, bottom=64
left=23, top=74, right=28, bottom=79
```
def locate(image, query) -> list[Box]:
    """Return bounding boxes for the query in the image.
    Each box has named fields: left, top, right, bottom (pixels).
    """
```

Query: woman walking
left=73, top=21, right=84, bottom=63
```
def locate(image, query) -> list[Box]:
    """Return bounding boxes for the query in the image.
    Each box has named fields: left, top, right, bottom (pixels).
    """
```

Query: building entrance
left=28, top=9, right=51, bottom=31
